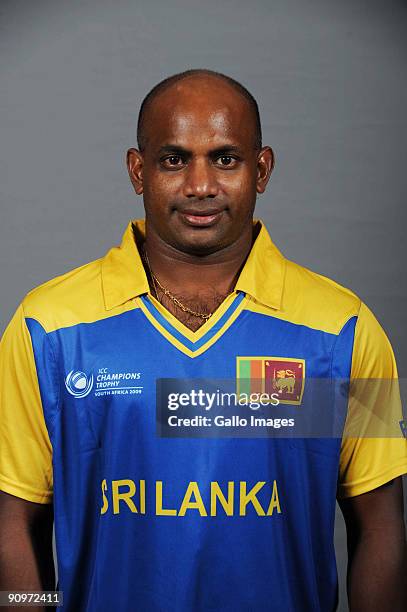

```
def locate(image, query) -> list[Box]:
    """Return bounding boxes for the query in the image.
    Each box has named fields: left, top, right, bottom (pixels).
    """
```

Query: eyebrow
left=157, top=144, right=244, bottom=156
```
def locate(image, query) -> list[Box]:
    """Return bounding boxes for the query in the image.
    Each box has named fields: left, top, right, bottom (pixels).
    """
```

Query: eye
left=215, top=155, right=238, bottom=167
left=161, top=155, right=185, bottom=168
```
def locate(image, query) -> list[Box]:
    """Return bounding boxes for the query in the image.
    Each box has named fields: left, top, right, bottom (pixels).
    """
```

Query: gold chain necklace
left=142, top=246, right=213, bottom=320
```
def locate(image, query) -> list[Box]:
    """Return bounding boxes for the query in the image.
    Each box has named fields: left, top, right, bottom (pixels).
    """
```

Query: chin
left=175, top=230, right=225, bottom=256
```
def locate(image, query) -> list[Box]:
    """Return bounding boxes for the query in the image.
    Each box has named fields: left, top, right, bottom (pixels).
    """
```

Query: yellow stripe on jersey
left=0, top=304, right=53, bottom=503
left=338, top=301, right=407, bottom=498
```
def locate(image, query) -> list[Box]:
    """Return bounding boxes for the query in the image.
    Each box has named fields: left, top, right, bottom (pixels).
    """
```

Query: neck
left=142, top=223, right=255, bottom=298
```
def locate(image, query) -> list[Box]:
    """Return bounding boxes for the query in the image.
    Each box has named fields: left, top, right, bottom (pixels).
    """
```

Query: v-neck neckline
left=136, top=291, right=247, bottom=358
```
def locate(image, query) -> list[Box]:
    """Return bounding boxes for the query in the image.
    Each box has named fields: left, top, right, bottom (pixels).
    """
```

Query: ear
left=126, top=148, right=144, bottom=195
left=256, top=147, right=275, bottom=194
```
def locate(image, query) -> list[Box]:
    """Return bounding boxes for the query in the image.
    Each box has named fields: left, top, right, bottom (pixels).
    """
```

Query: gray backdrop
left=1, top=1, right=406, bottom=610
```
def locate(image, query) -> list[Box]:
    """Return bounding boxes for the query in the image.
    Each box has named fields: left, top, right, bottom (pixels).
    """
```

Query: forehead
left=143, top=78, right=256, bottom=149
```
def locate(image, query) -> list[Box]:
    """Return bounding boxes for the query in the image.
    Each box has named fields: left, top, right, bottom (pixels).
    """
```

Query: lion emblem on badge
left=274, top=369, right=296, bottom=394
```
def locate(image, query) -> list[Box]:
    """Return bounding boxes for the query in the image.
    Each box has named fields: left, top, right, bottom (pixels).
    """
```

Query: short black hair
left=137, top=69, right=262, bottom=152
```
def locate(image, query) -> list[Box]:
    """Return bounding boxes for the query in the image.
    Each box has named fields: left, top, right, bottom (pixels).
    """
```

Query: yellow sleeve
left=0, top=303, right=53, bottom=503
left=338, top=301, right=407, bottom=498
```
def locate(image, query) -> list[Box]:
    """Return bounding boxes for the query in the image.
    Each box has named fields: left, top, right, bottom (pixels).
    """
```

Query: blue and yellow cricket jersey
left=1, top=219, right=406, bottom=611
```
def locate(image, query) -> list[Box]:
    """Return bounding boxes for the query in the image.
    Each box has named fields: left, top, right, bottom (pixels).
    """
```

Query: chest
left=45, top=304, right=349, bottom=448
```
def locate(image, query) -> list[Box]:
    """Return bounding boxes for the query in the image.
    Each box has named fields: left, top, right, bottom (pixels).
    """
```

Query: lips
left=177, top=208, right=224, bottom=227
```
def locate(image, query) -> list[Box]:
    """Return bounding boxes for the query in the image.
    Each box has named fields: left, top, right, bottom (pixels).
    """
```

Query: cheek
left=218, top=170, right=256, bottom=196
left=144, top=170, right=181, bottom=201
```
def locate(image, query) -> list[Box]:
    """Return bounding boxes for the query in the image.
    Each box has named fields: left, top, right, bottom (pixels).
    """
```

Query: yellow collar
left=102, top=218, right=286, bottom=311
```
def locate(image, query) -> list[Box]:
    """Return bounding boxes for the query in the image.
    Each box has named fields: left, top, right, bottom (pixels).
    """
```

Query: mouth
left=177, top=208, right=224, bottom=228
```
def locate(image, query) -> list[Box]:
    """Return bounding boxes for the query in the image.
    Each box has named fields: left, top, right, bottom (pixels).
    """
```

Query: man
left=0, top=69, right=406, bottom=611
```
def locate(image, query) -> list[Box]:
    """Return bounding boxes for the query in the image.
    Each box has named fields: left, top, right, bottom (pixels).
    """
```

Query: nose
left=182, top=158, right=219, bottom=199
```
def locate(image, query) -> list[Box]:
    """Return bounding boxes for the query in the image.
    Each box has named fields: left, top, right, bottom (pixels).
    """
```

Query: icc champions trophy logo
left=65, top=370, right=94, bottom=398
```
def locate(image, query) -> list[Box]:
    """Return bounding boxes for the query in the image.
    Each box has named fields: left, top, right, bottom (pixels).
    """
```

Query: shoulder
left=288, top=258, right=360, bottom=322
left=250, top=256, right=362, bottom=336
left=21, top=257, right=107, bottom=333
left=284, top=260, right=396, bottom=373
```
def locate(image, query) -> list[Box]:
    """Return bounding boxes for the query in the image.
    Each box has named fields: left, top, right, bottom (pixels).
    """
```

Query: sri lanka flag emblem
left=236, top=357, right=306, bottom=405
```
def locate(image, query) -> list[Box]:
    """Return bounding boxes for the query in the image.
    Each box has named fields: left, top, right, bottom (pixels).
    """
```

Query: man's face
left=127, top=77, right=273, bottom=255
